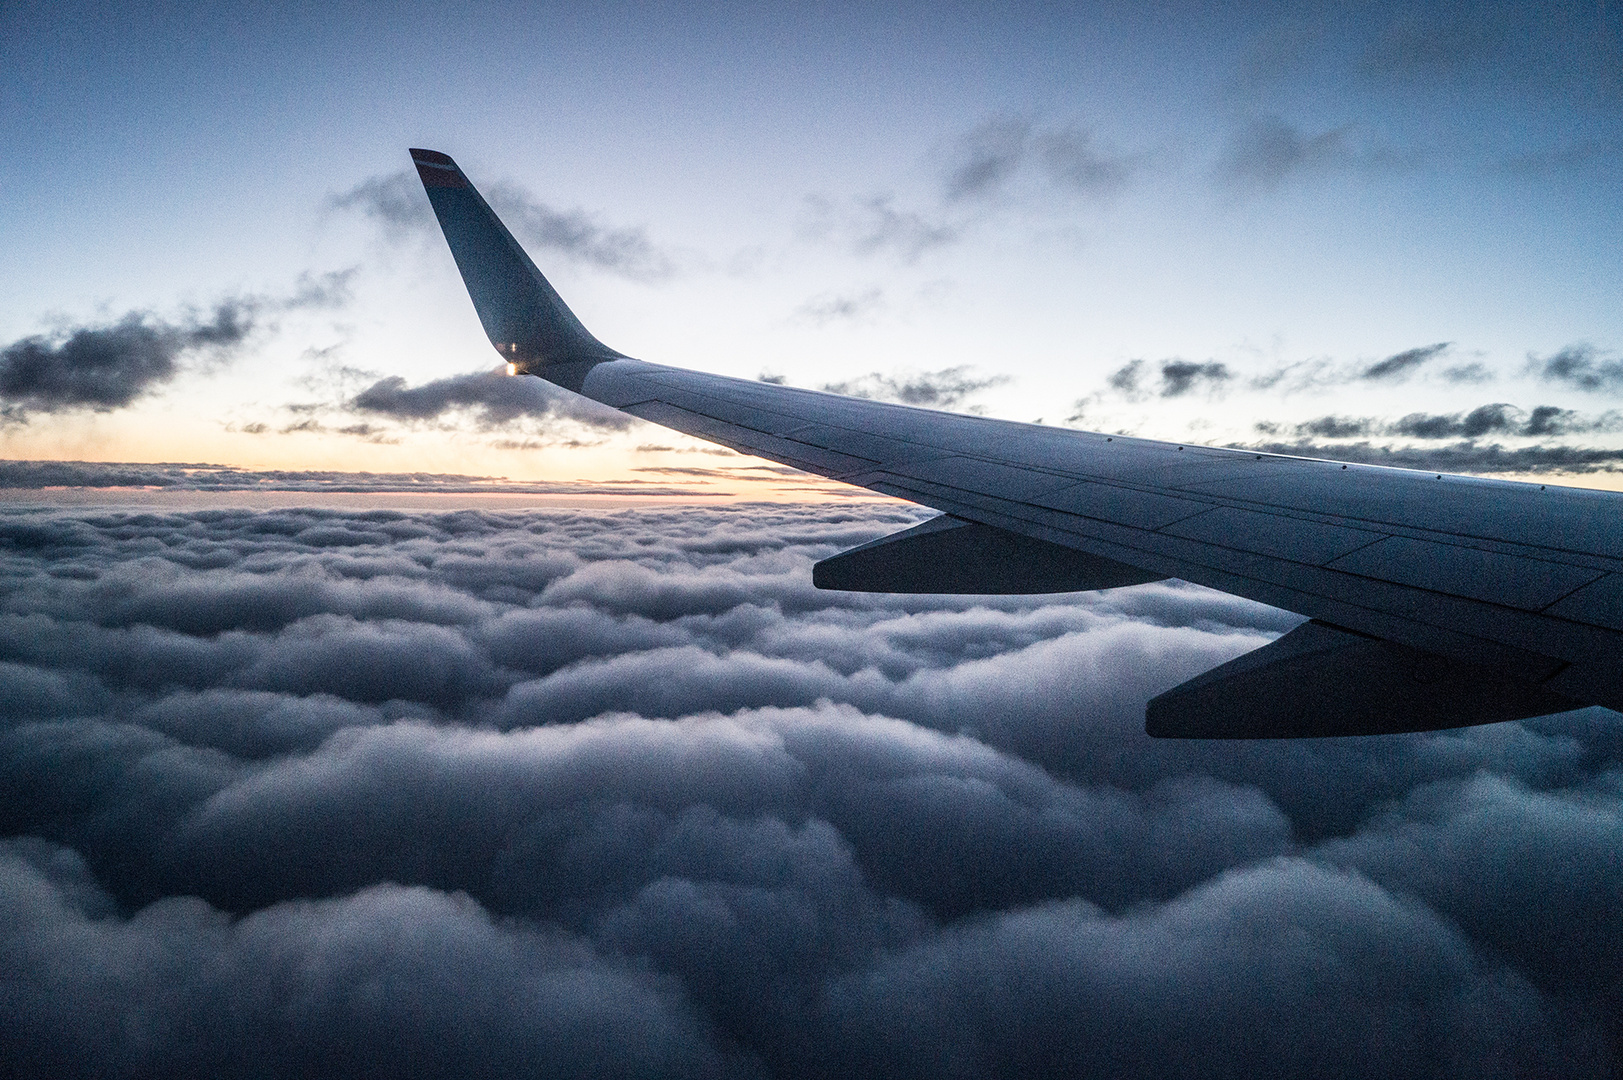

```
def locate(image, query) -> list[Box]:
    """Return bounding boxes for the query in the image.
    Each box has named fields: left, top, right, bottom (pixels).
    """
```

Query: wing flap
left=814, top=514, right=1163, bottom=594
left=1146, top=620, right=1580, bottom=738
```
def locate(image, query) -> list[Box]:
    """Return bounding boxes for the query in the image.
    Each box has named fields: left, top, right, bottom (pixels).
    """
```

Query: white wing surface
left=411, top=148, right=1621, bottom=738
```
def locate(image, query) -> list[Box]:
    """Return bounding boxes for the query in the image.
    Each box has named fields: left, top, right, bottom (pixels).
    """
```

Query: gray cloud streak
left=799, top=194, right=959, bottom=263
left=0, top=272, right=356, bottom=420
left=1532, top=344, right=1623, bottom=394
left=1103, top=359, right=1232, bottom=400
left=1362, top=342, right=1450, bottom=380
left=330, top=171, right=675, bottom=281
left=351, top=369, right=636, bottom=431
left=794, top=288, right=885, bottom=325
left=818, top=366, right=1010, bottom=410
left=0, top=302, right=254, bottom=416
left=1215, top=115, right=1414, bottom=193
left=1256, top=403, right=1623, bottom=447
left=943, top=117, right=1139, bottom=203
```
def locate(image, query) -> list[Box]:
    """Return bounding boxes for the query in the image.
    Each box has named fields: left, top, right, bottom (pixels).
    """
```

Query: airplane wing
left=409, top=148, right=1623, bottom=738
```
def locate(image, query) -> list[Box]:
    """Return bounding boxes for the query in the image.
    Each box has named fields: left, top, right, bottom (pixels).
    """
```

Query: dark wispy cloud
left=1103, top=359, right=1233, bottom=401
left=794, top=288, right=885, bottom=325
left=1531, top=344, right=1623, bottom=394
left=818, top=366, right=1009, bottom=410
left=330, top=171, right=675, bottom=281
left=1245, top=438, right=1623, bottom=474
left=1240, top=343, right=1493, bottom=397
left=350, top=369, right=635, bottom=432
left=0, top=302, right=253, bottom=417
left=0, top=272, right=356, bottom=421
left=1215, top=115, right=1413, bottom=193
left=1361, top=341, right=1450, bottom=381
left=0, top=501, right=1616, bottom=1075
left=942, top=117, right=1139, bottom=203
left=1441, top=361, right=1493, bottom=384
left=1390, top=402, right=1521, bottom=439
left=1160, top=360, right=1232, bottom=398
left=799, top=194, right=959, bottom=263
left=1255, top=402, right=1623, bottom=450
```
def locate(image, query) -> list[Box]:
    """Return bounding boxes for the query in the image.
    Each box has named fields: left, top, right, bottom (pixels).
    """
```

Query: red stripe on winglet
left=410, top=148, right=468, bottom=187
left=415, top=160, right=469, bottom=187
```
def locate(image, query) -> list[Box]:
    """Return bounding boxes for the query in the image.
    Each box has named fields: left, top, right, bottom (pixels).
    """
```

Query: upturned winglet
left=409, top=149, right=623, bottom=384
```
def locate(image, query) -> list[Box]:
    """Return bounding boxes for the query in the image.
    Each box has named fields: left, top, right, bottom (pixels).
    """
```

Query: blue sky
left=3, top=1, right=1621, bottom=488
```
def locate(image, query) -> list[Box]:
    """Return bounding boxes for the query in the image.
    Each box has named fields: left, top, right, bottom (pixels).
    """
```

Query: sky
left=2, top=0, right=1622, bottom=488
left=2, top=3, right=1623, bottom=1076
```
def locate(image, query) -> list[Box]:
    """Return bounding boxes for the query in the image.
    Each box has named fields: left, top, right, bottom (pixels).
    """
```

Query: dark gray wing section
left=412, top=149, right=1622, bottom=737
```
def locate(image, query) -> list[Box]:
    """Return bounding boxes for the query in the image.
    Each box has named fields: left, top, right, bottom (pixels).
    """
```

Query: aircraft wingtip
left=409, top=147, right=468, bottom=188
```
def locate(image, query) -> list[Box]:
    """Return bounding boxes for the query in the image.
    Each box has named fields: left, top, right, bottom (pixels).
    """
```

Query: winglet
left=408, top=148, right=623, bottom=382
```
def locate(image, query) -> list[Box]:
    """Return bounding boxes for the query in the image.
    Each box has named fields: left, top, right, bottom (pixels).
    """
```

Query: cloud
left=350, top=369, right=635, bottom=431
left=283, top=268, right=359, bottom=310
left=942, top=118, right=1138, bottom=203
left=800, top=194, right=959, bottom=262
left=1242, top=344, right=1506, bottom=397
left=794, top=288, right=885, bottom=325
left=0, top=302, right=255, bottom=416
left=1243, top=438, right=1623, bottom=474
left=1390, top=402, right=1519, bottom=439
left=1532, top=344, right=1623, bottom=394
left=1361, top=342, right=1450, bottom=381
left=0, top=271, right=358, bottom=421
left=330, top=171, right=675, bottom=281
left=1158, top=360, right=1231, bottom=398
left=943, top=117, right=1030, bottom=201
left=1215, top=115, right=1412, bottom=193
left=327, top=171, right=433, bottom=238
left=0, top=500, right=1617, bottom=1075
left=1101, top=359, right=1231, bottom=401
left=818, top=366, right=1009, bottom=410
left=485, top=182, right=675, bottom=282
left=0, top=460, right=711, bottom=495
left=1441, top=361, right=1493, bottom=384
left=1260, top=403, right=1623, bottom=448
left=1292, top=415, right=1375, bottom=438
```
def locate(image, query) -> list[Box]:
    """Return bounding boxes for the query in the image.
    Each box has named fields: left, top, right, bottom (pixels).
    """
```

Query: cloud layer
left=0, top=460, right=719, bottom=496
left=0, top=500, right=1617, bottom=1076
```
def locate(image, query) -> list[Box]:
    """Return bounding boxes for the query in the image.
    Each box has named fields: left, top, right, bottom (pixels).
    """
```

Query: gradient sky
left=3, top=1, right=1621, bottom=489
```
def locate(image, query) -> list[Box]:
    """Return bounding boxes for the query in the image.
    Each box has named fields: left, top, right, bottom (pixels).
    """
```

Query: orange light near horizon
left=506, top=362, right=518, bottom=376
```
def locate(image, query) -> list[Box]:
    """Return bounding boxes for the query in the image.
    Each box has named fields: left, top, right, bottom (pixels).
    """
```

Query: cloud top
left=0, top=501, right=1616, bottom=1075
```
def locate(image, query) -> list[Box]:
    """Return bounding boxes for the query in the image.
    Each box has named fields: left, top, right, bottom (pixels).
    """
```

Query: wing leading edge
left=409, top=148, right=1621, bottom=737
